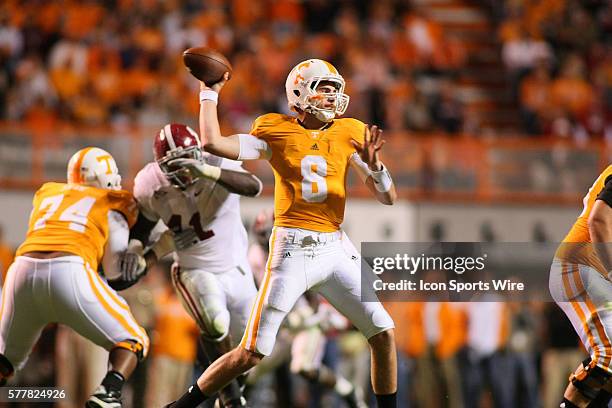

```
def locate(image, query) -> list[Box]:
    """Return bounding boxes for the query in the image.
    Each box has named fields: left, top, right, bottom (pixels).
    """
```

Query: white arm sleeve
left=101, top=210, right=130, bottom=280
left=220, top=157, right=247, bottom=172
left=238, top=134, right=272, bottom=161
left=349, top=152, right=372, bottom=183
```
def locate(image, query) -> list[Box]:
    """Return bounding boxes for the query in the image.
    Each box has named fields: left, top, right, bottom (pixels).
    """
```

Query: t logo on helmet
left=293, top=61, right=311, bottom=85
left=96, top=155, right=114, bottom=175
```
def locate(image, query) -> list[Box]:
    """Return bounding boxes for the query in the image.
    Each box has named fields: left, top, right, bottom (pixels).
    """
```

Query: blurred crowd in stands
left=497, top=0, right=611, bottom=139
left=1, top=0, right=608, bottom=138
left=1, top=0, right=465, bottom=136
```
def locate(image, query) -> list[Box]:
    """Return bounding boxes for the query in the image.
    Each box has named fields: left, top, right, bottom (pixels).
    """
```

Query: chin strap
left=306, top=105, right=335, bottom=123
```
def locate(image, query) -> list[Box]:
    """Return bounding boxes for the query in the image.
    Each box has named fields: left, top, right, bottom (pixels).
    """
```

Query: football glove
left=168, top=158, right=221, bottom=181
left=119, top=250, right=147, bottom=283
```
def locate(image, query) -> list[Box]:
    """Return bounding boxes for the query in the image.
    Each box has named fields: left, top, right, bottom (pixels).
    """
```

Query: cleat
left=85, top=385, right=122, bottom=408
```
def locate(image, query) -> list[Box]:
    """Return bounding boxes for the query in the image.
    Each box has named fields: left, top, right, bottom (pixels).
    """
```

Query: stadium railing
left=0, top=123, right=606, bottom=204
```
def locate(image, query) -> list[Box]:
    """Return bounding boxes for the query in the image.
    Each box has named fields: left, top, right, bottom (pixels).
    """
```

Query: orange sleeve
left=249, top=113, right=289, bottom=140
left=106, top=190, right=139, bottom=228
left=249, top=114, right=271, bottom=139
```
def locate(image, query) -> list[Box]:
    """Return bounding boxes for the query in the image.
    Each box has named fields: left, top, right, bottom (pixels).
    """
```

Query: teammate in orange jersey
left=0, top=147, right=149, bottom=408
left=168, top=59, right=398, bottom=408
left=552, top=166, right=612, bottom=408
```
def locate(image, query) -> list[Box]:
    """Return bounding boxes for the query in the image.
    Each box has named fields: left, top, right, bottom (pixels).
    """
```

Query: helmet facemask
left=157, top=146, right=203, bottom=189
left=300, top=77, right=350, bottom=122
left=92, top=172, right=122, bottom=190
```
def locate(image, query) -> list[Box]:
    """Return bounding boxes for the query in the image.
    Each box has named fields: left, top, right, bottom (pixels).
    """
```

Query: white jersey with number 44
left=133, top=155, right=250, bottom=273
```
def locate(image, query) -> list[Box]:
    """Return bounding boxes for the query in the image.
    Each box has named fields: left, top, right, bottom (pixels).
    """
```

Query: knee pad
left=198, top=307, right=230, bottom=342
left=177, top=269, right=230, bottom=340
left=112, top=340, right=145, bottom=361
left=0, top=354, right=14, bottom=385
left=570, top=357, right=611, bottom=400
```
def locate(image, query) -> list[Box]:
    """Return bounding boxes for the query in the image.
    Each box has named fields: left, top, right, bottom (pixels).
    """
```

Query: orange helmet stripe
left=70, top=147, right=94, bottom=184
left=322, top=60, right=338, bottom=74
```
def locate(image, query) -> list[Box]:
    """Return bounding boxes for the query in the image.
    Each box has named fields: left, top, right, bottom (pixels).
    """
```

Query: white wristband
left=199, top=90, right=219, bottom=105
left=370, top=164, right=393, bottom=192
left=200, top=163, right=221, bottom=181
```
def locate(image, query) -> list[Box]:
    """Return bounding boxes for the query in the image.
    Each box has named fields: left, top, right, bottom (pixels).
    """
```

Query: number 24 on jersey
left=33, top=194, right=96, bottom=233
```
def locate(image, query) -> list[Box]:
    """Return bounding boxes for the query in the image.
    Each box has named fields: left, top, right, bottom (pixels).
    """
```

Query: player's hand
left=119, top=251, right=147, bottom=284
left=351, top=124, right=385, bottom=171
left=173, top=228, right=199, bottom=251
left=200, top=72, right=230, bottom=94
left=168, top=158, right=221, bottom=181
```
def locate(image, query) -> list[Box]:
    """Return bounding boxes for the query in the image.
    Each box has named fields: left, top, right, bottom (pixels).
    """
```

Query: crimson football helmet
left=154, top=123, right=203, bottom=188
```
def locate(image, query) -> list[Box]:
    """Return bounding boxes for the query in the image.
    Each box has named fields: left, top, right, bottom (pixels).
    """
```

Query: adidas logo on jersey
left=282, top=251, right=292, bottom=258
left=310, top=143, right=319, bottom=150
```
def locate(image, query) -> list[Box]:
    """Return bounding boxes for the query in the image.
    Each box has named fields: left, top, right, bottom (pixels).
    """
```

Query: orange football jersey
left=17, top=182, right=138, bottom=271
left=556, top=165, right=612, bottom=274
left=251, top=113, right=366, bottom=232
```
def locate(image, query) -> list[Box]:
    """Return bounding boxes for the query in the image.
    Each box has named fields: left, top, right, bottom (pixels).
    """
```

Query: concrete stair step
left=455, top=86, right=513, bottom=103
left=466, top=50, right=503, bottom=64
left=460, top=67, right=506, bottom=80
left=423, top=6, right=489, bottom=24
left=413, top=0, right=520, bottom=131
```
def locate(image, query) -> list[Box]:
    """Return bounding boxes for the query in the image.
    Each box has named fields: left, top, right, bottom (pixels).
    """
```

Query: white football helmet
left=67, top=147, right=122, bottom=190
left=285, top=59, right=349, bottom=122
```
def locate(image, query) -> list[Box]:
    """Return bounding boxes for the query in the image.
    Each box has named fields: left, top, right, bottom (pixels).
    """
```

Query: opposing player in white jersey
left=129, top=123, right=261, bottom=408
left=168, top=59, right=398, bottom=408
left=0, top=147, right=149, bottom=408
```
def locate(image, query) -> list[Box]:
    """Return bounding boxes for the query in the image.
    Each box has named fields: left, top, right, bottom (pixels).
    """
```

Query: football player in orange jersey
left=552, top=166, right=612, bottom=408
left=0, top=147, right=149, bottom=408
left=168, top=59, right=398, bottom=408
left=245, top=209, right=368, bottom=408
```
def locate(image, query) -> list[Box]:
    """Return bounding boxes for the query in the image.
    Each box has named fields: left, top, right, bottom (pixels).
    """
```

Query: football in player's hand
left=182, top=47, right=232, bottom=86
